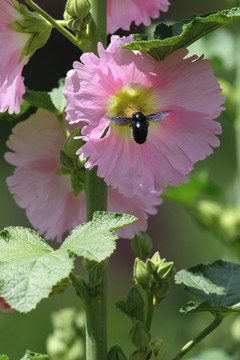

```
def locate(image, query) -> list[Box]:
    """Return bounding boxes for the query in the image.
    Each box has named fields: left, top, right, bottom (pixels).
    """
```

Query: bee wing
left=106, top=115, right=132, bottom=125
left=147, top=111, right=170, bottom=122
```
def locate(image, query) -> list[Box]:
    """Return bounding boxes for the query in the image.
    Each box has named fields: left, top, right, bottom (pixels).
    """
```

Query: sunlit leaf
left=61, top=211, right=137, bottom=262
left=48, top=78, right=67, bottom=113
left=123, top=8, right=240, bottom=60
left=0, top=227, right=74, bottom=312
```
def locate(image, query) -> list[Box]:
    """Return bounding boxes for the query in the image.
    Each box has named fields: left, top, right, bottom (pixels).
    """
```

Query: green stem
left=145, top=292, right=154, bottom=331
left=88, top=0, right=107, bottom=52
left=57, top=113, right=69, bottom=139
left=235, top=35, right=240, bottom=204
left=23, top=0, right=82, bottom=49
left=170, top=316, right=223, bottom=360
left=84, top=2, right=107, bottom=359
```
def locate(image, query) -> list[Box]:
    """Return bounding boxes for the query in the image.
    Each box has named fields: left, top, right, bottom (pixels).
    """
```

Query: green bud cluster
left=10, top=2, right=52, bottom=60
left=64, top=0, right=92, bottom=32
left=46, top=308, right=85, bottom=360
left=57, top=128, right=86, bottom=197
left=134, top=252, right=174, bottom=305
left=130, top=337, right=166, bottom=360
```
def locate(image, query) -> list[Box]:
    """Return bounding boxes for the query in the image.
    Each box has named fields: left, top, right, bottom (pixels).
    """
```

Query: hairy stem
left=170, top=316, right=223, bottom=360
left=145, top=292, right=154, bottom=331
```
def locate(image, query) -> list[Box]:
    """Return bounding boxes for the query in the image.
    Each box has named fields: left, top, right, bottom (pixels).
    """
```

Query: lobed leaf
left=61, top=211, right=137, bottom=262
left=0, top=227, right=74, bottom=312
left=175, top=260, right=240, bottom=316
left=122, top=8, right=240, bottom=60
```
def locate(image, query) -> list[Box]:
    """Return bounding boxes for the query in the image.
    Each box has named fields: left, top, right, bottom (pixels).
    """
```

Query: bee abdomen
left=131, top=121, right=149, bottom=144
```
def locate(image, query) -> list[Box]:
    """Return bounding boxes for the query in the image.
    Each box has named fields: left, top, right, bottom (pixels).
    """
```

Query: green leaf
left=122, top=8, right=240, bottom=60
left=0, top=100, right=31, bottom=121
left=48, top=78, right=67, bottom=113
left=186, top=348, right=235, bottom=360
left=23, top=90, right=57, bottom=113
left=0, top=227, right=74, bottom=312
left=61, top=211, right=137, bottom=262
left=0, top=356, right=9, bottom=360
left=175, top=260, right=240, bottom=316
left=20, top=350, right=49, bottom=359
left=163, top=174, right=222, bottom=207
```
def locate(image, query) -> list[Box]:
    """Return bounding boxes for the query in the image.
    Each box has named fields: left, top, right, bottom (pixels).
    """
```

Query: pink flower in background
left=0, top=0, right=30, bottom=114
left=107, top=0, right=170, bottom=33
left=5, top=109, right=162, bottom=241
left=64, top=35, right=225, bottom=198
left=0, top=297, right=13, bottom=313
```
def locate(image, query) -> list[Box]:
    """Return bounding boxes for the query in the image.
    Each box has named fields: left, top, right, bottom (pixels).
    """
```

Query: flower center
left=107, top=83, right=157, bottom=117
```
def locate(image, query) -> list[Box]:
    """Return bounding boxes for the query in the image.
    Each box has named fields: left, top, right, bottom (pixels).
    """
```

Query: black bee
left=107, top=111, right=169, bottom=144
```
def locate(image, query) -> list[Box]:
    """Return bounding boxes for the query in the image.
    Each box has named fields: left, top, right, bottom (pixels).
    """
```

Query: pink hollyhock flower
left=5, top=108, right=162, bottom=241
left=0, top=0, right=30, bottom=114
left=64, top=35, right=225, bottom=198
left=0, top=0, right=51, bottom=114
left=0, top=297, right=13, bottom=313
left=107, top=0, right=170, bottom=33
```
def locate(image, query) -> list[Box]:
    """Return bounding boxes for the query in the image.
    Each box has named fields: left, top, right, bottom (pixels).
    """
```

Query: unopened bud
left=151, top=338, right=166, bottom=360
left=10, top=3, right=52, bottom=60
left=146, top=259, right=157, bottom=274
left=66, top=0, right=91, bottom=18
left=153, top=281, right=170, bottom=305
left=107, top=345, right=128, bottom=360
left=64, top=128, right=84, bottom=159
left=131, top=232, right=152, bottom=260
left=133, top=258, right=150, bottom=288
left=151, top=252, right=161, bottom=266
left=156, top=261, right=174, bottom=280
left=70, top=274, right=91, bottom=303
left=129, top=321, right=151, bottom=349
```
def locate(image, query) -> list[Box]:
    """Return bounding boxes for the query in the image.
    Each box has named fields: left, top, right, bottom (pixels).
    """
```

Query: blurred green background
left=1, top=0, right=240, bottom=358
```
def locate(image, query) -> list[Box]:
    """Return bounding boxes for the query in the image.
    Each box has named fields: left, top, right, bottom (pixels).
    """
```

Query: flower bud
left=83, top=259, right=108, bottom=287
left=64, top=128, right=85, bottom=159
left=151, top=252, right=161, bottom=266
left=70, top=274, right=91, bottom=303
left=153, top=281, right=170, bottom=305
left=156, top=261, right=174, bottom=280
left=107, top=345, right=128, bottom=360
left=146, top=259, right=157, bottom=274
left=10, top=3, right=52, bottom=60
left=65, top=0, right=91, bottom=19
left=133, top=258, right=151, bottom=289
left=151, top=338, right=166, bottom=360
left=129, top=321, right=151, bottom=349
left=131, top=232, right=152, bottom=260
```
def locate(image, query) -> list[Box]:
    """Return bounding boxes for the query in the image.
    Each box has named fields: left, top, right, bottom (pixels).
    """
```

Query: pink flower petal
left=107, top=0, right=170, bottom=33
